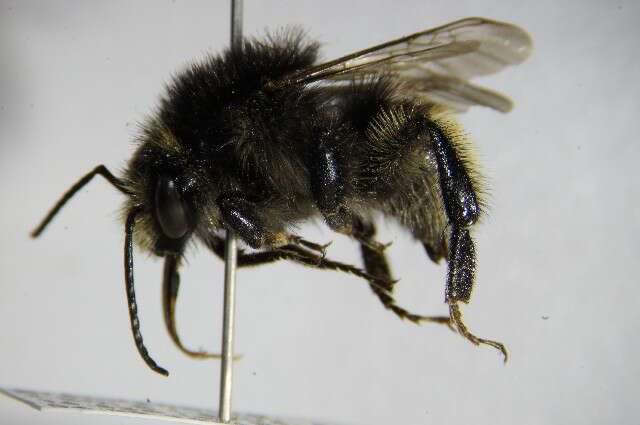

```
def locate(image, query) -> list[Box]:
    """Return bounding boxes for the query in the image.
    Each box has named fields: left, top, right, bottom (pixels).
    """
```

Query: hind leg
left=425, top=119, right=507, bottom=361
left=312, top=82, right=456, bottom=327
left=357, top=97, right=506, bottom=360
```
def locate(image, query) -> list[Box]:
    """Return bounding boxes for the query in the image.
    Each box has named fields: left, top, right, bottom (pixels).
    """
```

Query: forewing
left=267, top=17, right=532, bottom=112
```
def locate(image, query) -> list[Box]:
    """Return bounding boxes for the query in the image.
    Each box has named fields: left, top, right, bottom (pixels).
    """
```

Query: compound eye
left=155, top=176, right=190, bottom=239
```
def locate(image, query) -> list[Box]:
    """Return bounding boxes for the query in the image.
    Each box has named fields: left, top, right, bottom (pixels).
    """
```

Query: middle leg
left=354, top=218, right=452, bottom=327
left=208, top=233, right=440, bottom=325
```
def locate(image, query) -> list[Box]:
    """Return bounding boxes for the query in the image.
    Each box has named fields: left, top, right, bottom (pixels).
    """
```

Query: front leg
left=217, top=194, right=327, bottom=253
left=218, top=194, right=288, bottom=249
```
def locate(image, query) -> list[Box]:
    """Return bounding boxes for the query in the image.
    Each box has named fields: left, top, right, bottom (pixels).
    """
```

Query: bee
left=32, top=17, right=532, bottom=376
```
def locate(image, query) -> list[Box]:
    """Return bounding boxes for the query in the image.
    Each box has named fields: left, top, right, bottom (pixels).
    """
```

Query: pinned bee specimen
left=33, top=17, right=532, bottom=376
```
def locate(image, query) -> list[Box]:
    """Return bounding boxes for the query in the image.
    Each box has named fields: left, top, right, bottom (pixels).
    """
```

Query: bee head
left=122, top=120, right=213, bottom=256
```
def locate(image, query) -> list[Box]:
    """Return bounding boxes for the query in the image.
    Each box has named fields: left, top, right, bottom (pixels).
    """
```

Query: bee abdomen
left=361, top=103, right=484, bottom=228
left=359, top=104, right=428, bottom=191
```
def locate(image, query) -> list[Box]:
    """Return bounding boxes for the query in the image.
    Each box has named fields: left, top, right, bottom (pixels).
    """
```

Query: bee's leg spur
left=217, top=194, right=328, bottom=254
left=289, top=237, right=332, bottom=257
left=426, top=122, right=507, bottom=361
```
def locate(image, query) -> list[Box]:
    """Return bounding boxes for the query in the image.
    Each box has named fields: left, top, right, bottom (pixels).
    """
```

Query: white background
left=1, top=1, right=639, bottom=424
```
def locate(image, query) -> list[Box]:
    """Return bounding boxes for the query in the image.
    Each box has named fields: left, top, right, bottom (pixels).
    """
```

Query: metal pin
left=230, top=0, right=243, bottom=49
left=218, top=2, right=243, bottom=423
left=218, top=229, right=238, bottom=423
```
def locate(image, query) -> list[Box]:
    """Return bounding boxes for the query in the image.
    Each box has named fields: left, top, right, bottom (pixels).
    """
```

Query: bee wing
left=400, top=74, right=516, bottom=113
left=268, top=17, right=532, bottom=112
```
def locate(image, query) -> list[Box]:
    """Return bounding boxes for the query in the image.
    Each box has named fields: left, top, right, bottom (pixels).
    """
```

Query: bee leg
left=207, top=233, right=396, bottom=292
left=354, top=218, right=453, bottom=328
left=279, top=245, right=449, bottom=326
left=353, top=219, right=393, bottom=290
left=207, top=234, right=296, bottom=266
left=274, top=244, right=396, bottom=293
left=427, top=122, right=507, bottom=361
left=446, top=229, right=507, bottom=360
left=310, top=129, right=388, bottom=252
left=162, top=253, right=245, bottom=360
left=207, top=234, right=354, bottom=275
left=209, top=232, right=443, bottom=324
left=309, top=129, right=357, bottom=234
left=217, top=194, right=327, bottom=253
